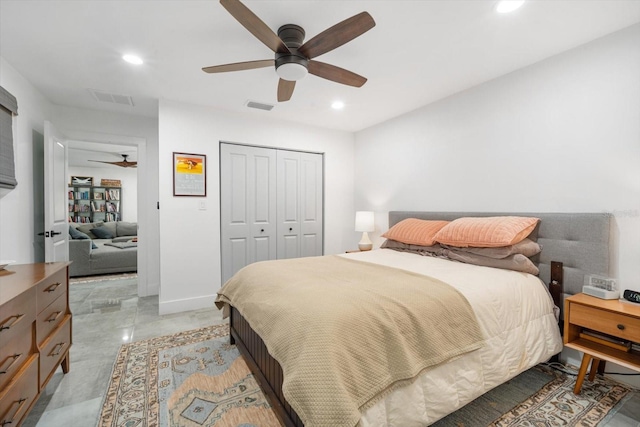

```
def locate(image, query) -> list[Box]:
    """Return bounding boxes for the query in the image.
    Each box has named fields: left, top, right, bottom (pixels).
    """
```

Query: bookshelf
left=68, top=185, right=121, bottom=223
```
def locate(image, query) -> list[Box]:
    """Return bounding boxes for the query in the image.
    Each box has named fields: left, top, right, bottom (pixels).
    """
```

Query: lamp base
left=358, top=232, right=373, bottom=251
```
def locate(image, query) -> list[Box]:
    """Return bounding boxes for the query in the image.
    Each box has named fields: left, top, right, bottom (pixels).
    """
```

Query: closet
left=220, top=143, right=323, bottom=283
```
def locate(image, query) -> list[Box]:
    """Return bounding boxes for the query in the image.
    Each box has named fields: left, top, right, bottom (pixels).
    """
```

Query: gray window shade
left=0, top=86, right=18, bottom=189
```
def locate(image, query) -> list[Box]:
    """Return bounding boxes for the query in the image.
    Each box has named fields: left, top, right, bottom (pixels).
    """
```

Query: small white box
left=583, top=285, right=620, bottom=300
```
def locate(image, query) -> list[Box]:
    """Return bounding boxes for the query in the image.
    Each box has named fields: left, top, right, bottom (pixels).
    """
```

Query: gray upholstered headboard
left=388, top=212, right=612, bottom=300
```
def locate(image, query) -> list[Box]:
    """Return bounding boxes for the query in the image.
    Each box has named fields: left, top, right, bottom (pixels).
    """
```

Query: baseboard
left=159, top=293, right=218, bottom=315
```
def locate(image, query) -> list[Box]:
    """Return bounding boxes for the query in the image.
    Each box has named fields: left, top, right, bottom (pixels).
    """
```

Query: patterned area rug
left=98, top=325, right=634, bottom=427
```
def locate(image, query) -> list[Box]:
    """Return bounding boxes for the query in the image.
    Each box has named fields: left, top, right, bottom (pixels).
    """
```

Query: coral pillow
left=434, top=216, right=539, bottom=248
left=382, top=219, right=450, bottom=246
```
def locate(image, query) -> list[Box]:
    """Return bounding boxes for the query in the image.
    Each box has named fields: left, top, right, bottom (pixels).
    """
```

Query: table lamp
left=355, top=211, right=375, bottom=251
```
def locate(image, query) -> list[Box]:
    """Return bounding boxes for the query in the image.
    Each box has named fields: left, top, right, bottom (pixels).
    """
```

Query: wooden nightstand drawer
left=570, top=303, right=640, bottom=343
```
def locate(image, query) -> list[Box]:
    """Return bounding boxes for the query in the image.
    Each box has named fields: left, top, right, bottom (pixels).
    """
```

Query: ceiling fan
left=202, top=0, right=376, bottom=102
left=88, top=154, right=137, bottom=168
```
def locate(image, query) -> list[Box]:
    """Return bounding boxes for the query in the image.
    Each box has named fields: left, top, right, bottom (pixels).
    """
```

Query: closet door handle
left=289, top=227, right=293, bottom=231
left=261, top=229, right=264, bottom=233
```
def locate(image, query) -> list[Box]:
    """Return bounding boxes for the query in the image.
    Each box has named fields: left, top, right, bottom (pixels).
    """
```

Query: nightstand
left=564, top=293, right=640, bottom=393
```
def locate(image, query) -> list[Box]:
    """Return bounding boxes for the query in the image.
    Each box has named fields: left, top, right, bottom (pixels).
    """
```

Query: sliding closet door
left=277, top=150, right=323, bottom=259
left=220, top=144, right=277, bottom=283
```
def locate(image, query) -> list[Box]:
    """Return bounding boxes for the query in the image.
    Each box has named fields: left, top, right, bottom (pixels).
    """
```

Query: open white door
left=44, top=121, right=69, bottom=262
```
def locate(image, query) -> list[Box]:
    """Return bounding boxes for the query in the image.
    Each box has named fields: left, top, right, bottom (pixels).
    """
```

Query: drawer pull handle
left=50, top=342, right=66, bottom=357
left=44, top=282, right=61, bottom=293
left=0, top=314, right=24, bottom=331
left=1, top=398, right=27, bottom=426
left=46, top=311, right=63, bottom=323
left=0, top=354, right=23, bottom=375
left=617, top=324, right=626, bottom=330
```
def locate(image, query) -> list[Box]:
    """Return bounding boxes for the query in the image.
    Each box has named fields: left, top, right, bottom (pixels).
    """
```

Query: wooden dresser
left=0, top=262, right=72, bottom=426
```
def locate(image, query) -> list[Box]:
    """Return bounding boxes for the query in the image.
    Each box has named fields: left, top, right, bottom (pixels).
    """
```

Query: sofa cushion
left=69, top=225, right=90, bottom=240
left=117, top=221, right=137, bottom=237
left=100, top=221, right=118, bottom=236
left=92, top=226, right=115, bottom=239
left=112, top=236, right=136, bottom=243
left=76, top=221, right=103, bottom=239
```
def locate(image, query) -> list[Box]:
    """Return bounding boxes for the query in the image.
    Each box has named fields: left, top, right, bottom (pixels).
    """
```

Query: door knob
left=50, top=230, right=62, bottom=236
left=289, top=227, right=293, bottom=231
left=261, top=229, right=264, bottom=233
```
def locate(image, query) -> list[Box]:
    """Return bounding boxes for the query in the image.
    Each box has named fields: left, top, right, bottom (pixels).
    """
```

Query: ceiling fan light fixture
left=276, top=62, right=308, bottom=81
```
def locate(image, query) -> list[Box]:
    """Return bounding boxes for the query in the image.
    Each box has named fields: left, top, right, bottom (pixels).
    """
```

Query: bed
left=216, top=211, right=612, bottom=427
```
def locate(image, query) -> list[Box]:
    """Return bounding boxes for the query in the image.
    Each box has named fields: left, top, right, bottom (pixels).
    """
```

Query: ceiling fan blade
left=220, top=0, right=290, bottom=54
left=308, top=61, right=367, bottom=87
left=202, top=59, right=274, bottom=73
left=88, top=160, right=137, bottom=168
left=298, top=12, right=375, bottom=59
left=277, top=79, right=296, bottom=102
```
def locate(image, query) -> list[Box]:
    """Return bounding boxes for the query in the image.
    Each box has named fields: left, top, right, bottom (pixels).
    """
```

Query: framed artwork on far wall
left=173, top=152, right=206, bottom=197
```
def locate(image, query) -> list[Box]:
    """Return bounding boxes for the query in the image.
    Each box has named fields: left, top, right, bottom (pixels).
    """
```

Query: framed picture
left=173, top=152, right=206, bottom=197
left=71, top=176, right=93, bottom=186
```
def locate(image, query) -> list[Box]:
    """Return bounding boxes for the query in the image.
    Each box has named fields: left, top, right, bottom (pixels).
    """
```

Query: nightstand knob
left=617, top=324, right=625, bottom=330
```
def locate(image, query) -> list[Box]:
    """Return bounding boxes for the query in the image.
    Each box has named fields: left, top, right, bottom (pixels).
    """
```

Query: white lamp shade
left=355, top=211, right=375, bottom=232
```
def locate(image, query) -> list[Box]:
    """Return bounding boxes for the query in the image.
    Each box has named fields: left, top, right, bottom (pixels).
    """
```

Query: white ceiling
left=1, top=0, right=639, bottom=133
left=66, top=141, right=136, bottom=168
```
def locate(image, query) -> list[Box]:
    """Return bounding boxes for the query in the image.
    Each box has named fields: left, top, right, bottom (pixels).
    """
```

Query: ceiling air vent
left=88, top=89, right=135, bottom=106
left=246, top=100, right=274, bottom=111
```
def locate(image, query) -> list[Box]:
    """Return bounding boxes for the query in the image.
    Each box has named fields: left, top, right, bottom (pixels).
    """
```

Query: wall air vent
left=245, top=100, right=274, bottom=111
left=88, top=89, right=135, bottom=106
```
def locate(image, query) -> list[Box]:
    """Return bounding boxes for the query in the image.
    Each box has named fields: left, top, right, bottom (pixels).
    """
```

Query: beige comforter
left=215, top=255, right=483, bottom=427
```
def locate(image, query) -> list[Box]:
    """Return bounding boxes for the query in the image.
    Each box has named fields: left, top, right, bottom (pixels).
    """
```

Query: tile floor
left=22, top=275, right=225, bottom=427
left=21, top=275, right=640, bottom=426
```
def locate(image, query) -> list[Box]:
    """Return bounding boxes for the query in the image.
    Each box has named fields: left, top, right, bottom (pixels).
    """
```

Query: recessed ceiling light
left=331, top=101, right=345, bottom=110
left=496, top=0, right=525, bottom=14
left=122, top=54, right=143, bottom=65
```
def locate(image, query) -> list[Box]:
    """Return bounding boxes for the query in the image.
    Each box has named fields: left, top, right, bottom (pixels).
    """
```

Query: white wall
left=354, top=24, right=640, bottom=386
left=0, top=57, right=52, bottom=263
left=158, top=100, right=355, bottom=314
left=355, top=23, right=640, bottom=293
left=67, top=166, right=138, bottom=222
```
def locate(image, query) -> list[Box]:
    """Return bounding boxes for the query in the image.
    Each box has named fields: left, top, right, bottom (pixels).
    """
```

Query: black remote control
left=623, top=289, right=640, bottom=303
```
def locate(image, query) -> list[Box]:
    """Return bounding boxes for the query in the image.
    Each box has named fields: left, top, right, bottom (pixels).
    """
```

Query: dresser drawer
left=36, top=292, right=67, bottom=346
left=0, top=287, right=36, bottom=348
left=40, top=315, right=71, bottom=388
left=0, top=329, right=34, bottom=392
left=36, top=268, right=68, bottom=314
left=570, top=303, right=640, bottom=342
left=0, top=354, right=39, bottom=427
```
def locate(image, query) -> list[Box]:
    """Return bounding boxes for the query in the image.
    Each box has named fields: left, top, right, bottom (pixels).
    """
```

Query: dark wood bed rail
left=230, top=306, right=304, bottom=427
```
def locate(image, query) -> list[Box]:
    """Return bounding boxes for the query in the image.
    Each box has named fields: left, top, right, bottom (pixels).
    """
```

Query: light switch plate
left=199, top=201, right=207, bottom=210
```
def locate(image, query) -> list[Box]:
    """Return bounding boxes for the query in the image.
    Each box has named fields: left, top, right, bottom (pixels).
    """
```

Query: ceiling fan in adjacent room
left=89, top=154, right=137, bottom=168
left=202, top=0, right=376, bottom=102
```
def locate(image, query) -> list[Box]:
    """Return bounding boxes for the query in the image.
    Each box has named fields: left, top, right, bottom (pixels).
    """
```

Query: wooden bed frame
left=227, top=211, right=612, bottom=427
